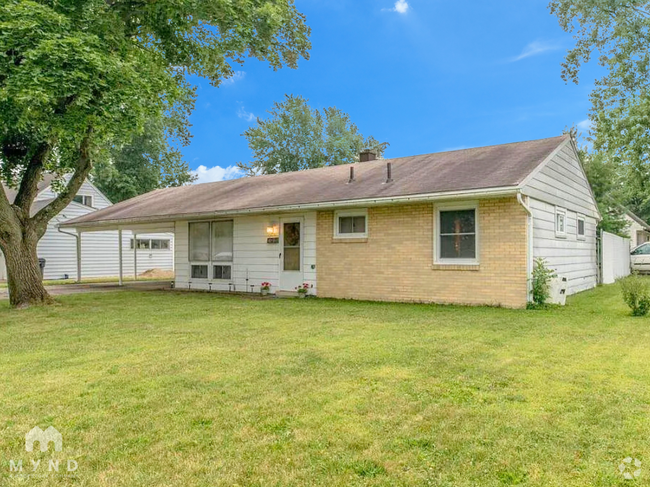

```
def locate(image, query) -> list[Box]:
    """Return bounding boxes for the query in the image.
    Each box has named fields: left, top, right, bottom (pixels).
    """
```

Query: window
left=577, top=215, right=586, bottom=240
left=151, top=239, right=170, bottom=250
left=191, top=265, right=208, bottom=279
left=189, top=222, right=211, bottom=262
left=334, top=209, right=368, bottom=238
left=212, top=221, right=233, bottom=262
left=213, top=265, right=232, bottom=280
left=189, top=220, right=234, bottom=280
left=632, top=243, right=650, bottom=255
left=73, top=194, right=93, bottom=207
left=131, top=238, right=170, bottom=250
left=555, top=207, right=567, bottom=237
left=435, top=204, right=478, bottom=264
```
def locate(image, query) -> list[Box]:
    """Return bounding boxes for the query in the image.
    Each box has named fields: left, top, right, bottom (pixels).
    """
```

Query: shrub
left=619, top=274, right=650, bottom=316
left=529, top=258, right=557, bottom=307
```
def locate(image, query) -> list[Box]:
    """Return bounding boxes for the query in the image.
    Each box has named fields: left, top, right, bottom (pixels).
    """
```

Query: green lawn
left=1, top=286, right=648, bottom=486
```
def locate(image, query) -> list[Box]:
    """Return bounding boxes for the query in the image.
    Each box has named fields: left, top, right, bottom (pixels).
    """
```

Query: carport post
left=133, top=232, right=138, bottom=281
left=118, top=228, right=123, bottom=286
left=76, top=231, right=82, bottom=283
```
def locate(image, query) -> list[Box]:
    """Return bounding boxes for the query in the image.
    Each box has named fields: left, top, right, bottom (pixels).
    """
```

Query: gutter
left=517, top=192, right=534, bottom=302
left=57, top=225, right=82, bottom=283
left=61, top=186, right=520, bottom=230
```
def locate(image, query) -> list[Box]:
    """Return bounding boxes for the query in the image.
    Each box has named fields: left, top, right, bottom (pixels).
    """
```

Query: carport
left=59, top=221, right=176, bottom=285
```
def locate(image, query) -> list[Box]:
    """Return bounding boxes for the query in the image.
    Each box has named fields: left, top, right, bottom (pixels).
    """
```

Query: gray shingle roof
left=64, top=135, right=568, bottom=227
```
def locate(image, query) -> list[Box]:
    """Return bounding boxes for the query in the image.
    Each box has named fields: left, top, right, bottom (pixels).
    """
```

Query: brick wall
left=316, top=197, right=529, bottom=308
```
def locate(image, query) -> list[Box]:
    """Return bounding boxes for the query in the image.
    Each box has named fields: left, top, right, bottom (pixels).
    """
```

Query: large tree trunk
left=2, top=232, right=51, bottom=308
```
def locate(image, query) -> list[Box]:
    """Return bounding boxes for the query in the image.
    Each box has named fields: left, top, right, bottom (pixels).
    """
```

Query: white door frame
left=279, top=216, right=304, bottom=291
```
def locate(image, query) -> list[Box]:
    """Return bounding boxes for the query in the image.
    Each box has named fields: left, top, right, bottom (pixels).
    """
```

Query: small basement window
left=334, top=209, right=368, bottom=238
left=213, top=265, right=232, bottom=280
left=555, top=207, right=567, bottom=238
left=191, top=265, right=208, bottom=279
left=577, top=214, right=586, bottom=240
left=73, top=194, right=93, bottom=207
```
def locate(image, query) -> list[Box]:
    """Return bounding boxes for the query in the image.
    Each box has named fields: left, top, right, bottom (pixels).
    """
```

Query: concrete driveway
left=0, top=280, right=170, bottom=300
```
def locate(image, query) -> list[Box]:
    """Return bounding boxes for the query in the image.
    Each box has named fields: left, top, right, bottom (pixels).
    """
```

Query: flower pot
left=261, top=289, right=269, bottom=296
left=298, top=293, right=306, bottom=299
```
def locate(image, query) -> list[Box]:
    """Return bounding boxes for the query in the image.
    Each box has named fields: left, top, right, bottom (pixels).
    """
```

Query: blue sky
left=184, top=0, right=602, bottom=184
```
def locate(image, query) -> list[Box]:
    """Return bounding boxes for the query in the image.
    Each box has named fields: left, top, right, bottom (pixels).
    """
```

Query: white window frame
left=576, top=214, right=586, bottom=240
left=73, top=194, right=93, bottom=207
left=333, top=209, right=368, bottom=239
left=188, top=220, right=234, bottom=281
left=555, top=207, right=567, bottom=238
left=434, top=201, right=479, bottom=265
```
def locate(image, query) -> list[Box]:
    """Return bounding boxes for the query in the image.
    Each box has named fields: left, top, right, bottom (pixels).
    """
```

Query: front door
left=279, top=218, right=303, bottom=291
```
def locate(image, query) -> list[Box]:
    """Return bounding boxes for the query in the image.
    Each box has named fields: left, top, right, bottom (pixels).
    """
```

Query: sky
left=184, top=0, right=603, bottom=184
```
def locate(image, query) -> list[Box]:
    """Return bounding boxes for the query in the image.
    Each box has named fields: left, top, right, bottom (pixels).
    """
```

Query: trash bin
left=548, top=275, right=568, bottom=306
left=38, top=258, right=46, bottom=279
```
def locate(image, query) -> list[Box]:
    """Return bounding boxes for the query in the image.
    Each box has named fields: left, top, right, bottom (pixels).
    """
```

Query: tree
left=550, top=1, right=650, bottom=222
left=92, top=121, right=197, bottom=203
left=0, top=0, right=310, bottom=307
left=237, top=95, right=388, bottom=175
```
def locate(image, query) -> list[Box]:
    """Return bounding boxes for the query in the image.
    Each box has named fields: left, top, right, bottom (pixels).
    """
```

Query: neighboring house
left=0, top=175, right=174, bottom=281
left=62, top=135, right=600, bottom=308
left=623, top=210, right=650, bottom=250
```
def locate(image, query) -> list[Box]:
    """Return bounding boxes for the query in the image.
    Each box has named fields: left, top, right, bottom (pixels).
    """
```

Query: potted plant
left=296, top=283, right=310, bottom=298
left=260, top=282, right=271, bottom=296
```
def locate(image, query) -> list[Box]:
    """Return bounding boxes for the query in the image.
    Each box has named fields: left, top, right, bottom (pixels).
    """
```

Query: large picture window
left=189, top=221, right=234, bottom=279
left=436, top=205, right=478, bottom=264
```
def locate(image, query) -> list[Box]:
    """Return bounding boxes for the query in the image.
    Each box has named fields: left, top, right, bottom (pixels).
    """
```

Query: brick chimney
left=359, top=149, right=377, bottom=162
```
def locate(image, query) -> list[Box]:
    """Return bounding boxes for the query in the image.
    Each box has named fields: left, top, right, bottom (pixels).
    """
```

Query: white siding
left=623, top=214, right=650, bottom=249
left=174, top=212, right=317, bottom=294
left=529, top=198, right=598, bottom=294
left=37, top=178, right=113, bottom=210
left=523, top=143, right=599, bottom=219
left=522, top=141, right=600, bottom=296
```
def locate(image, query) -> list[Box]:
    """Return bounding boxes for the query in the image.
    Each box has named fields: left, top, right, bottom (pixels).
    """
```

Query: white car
left=631, top=243, right=650, bottom=273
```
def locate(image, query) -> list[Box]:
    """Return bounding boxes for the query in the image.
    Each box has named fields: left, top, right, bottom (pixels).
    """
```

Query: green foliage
left=0, top=0, right=310, bottom=199
left=237, top=95, right=388, bottom=175
left=578, top=147, right=629, bottom=236
left=619, top=274, right=650, bottom=316
left=92, top=122, right=197, bottom=203
left=550, top=1, right=650, bottom=223
left=530, top=258, right=557, bottom=307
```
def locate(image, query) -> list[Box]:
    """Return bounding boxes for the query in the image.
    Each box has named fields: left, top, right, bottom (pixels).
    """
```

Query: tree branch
left=13, top=143, right=50, bottom=212
left=32, top=129, right=94, bottom=230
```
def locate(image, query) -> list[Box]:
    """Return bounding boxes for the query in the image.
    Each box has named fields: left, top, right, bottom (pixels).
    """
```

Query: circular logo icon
left=619, top=457, right=642, bottom=480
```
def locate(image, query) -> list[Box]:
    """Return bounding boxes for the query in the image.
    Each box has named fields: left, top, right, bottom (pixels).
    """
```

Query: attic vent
left=385, top=162, right=393, bottom=184
left=347, top=166, right=355, bottom=184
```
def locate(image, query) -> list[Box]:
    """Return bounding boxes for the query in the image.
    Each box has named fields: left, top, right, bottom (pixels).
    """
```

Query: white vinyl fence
left=601, top=231, right=631, bottom=284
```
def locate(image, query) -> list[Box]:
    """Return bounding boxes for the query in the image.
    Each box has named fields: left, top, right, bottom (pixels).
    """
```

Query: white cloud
left=222, top=71, right=246, bottom=86
left=237, top=106, right=256, bottom=122
left=577, top=119, right=593, bottom=132
left=191, top=165, right=242, bottom=185
left=383, top=0, right=409, bottom=14
left=510, top=41, right=561, bottom=62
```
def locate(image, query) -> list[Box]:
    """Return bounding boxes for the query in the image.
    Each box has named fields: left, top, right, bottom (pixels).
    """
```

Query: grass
left=0, top=285, right=649, bottom=486
left=0, top=275, right=172, bottom=288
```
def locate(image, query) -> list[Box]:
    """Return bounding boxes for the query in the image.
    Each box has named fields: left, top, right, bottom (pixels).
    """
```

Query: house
left=61, top=135, right=600, bottom=308
left=623, top=210, right=650, bottom=249
left=0, top=175, right=174, bottom=281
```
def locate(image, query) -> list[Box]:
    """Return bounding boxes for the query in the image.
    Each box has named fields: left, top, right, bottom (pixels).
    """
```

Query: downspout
left=517, top=193, right=534, bottom=303
left=57, top=226, right=82, bottom=283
